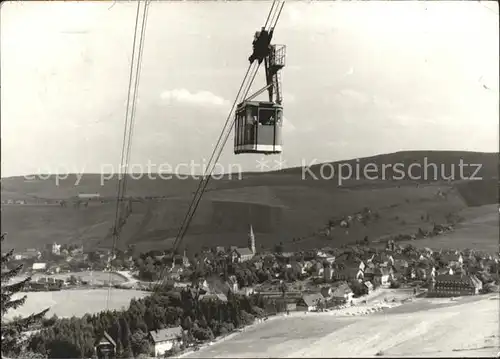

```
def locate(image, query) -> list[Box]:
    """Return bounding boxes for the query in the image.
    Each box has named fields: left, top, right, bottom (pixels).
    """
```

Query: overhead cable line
left=153, top=0, right=285, bottom=292
left=106, top=0, right=150, bottom=309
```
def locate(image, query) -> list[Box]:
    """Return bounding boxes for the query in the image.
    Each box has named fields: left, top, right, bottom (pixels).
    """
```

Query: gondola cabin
left=234, top=101, right=283, bottom=154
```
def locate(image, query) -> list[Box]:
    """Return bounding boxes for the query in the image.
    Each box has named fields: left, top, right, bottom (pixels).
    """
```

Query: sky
left=1, top=0, right=498, bottom=177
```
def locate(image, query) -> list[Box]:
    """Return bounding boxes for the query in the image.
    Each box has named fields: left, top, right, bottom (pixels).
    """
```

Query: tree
left=1, top=234, right=49, bottom=356
left=130, top=330, right=151, bottom=357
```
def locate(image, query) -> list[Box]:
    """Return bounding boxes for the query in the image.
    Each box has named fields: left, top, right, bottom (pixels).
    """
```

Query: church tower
left=248, top=224, right=256, bottom=254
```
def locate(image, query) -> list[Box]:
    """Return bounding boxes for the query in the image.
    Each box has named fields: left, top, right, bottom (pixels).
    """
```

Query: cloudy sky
left=1, top=0, right=498, bottom=177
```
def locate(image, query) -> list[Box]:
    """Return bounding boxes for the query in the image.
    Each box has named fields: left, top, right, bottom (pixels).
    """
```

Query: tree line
left=26, top=286, right=283, bottom=358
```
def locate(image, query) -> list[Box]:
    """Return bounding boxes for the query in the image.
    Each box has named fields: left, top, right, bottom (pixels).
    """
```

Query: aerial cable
left=270, top=1, right=285, bottom=30
left=122, top=0, right=151, bottom=200
left=171, top=1, right=281, bottom=253
left=174, top=1, right=279, bottom=233
left=106, top=0, right=150, bottom=309
left=112, top=0, right=142, bottom=239
left=154, top=0, right=285, bottom=292
left=177, top=3, right=285, bottom=248
left=263, top=0, right=277, bottom=29
left=153, top=63, right=263, bottom=291
left=151, top=62, right=257, bottom=292
left=174, top=62, right=261, bottom=248
left=171, top=62, right=256, bottom=247
left=169, top=60, right=260, bottom=253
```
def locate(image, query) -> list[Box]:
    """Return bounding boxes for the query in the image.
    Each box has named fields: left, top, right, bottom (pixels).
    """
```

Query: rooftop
left=234, top=247, right=253, bottom=256
left=149, top=326, right=183, bottom=343
left=301, top=293, right=324, bottom=307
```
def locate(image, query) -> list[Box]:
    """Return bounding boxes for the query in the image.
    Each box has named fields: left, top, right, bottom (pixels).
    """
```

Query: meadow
left=400, top=204, right=498, bottom=253
left=1, top=151, right=497, bottom=254
left=182, top=293, right=499, bottom=358
left=4, top=288, right=149, bottom=321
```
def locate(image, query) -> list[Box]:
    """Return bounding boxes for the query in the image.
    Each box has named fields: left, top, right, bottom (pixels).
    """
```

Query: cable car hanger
left=234, top=1, right=286, bottom=155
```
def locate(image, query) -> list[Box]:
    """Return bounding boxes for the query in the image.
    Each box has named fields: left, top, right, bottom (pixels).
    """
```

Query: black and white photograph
left=1, top=0, right=499, bottom=358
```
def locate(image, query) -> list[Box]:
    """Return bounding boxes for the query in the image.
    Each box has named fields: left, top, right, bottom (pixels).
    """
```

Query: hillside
left=1, top=151, right=498, bottom=252
left=181, top=294, right=499, bottom=358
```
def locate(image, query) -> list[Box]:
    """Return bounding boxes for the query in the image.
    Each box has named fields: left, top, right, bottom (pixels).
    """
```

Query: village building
left=149, top=326, right=184, bottom=356
left=363, top=281, right=374, bottom=293
left=199, top=293, right=228, bottom=303
left=193, top=278, right=210, bottom=291
left=292, top=261, right=307, bottom=276
left=334, top=267, right=364, bottom=282
left=237, top=286, right=255, bottom=296
left=312, top=261, right=324, bottom=277
left=231, top=225, right=256, bottom=263
left=51, top=243, right=61, bottom=255
left=377, top=267, right=394, bottom=286
left=32, top=262, right=47, bottom=272
left=94, top=331, right=116, bottom=359
left=429, top=274, right=483, bottom=297
left=78, top=193, right=101, bottom=200
left=297, top=293, right=325, bottom=311
left=331, top=283, right=354, bottom=304
left=167, top=264, right=184, bottom=281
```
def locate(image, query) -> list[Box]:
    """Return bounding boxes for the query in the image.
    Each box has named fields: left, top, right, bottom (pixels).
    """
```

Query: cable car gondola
left=234, top=31, right=286, bottom=155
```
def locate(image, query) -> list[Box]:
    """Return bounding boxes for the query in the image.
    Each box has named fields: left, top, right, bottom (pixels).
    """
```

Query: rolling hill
left=1, top=150, right=498, bottom=253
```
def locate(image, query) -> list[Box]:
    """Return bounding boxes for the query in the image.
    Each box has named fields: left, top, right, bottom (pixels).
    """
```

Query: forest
left=26, top=286, right=285, bottom=358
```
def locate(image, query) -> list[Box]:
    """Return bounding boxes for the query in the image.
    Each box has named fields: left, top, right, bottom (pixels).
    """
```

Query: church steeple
left=248, top=225, right=256, bottom=254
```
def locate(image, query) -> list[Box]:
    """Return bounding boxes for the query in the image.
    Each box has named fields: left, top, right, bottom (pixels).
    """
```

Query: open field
left=0, top=183, right=472, bottom=253
left=400, top=204, right=499, bottom=253
left=182, top=294, right=499, bottom=358
left=4, top=289, right=149, bottom=320
left=1, top=151, right=497, bottom=253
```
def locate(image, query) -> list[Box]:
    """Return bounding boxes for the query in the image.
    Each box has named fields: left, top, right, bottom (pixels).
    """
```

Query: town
left=4, top=224, right=498, bottom=357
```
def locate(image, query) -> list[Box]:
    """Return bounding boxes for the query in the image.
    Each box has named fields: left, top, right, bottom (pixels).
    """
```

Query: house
left=237, top=287, right=255, bottom=296
left=94, top=331, right=116, bottom=359
left=194, top=278, right=209, bottom=290
left=297, top=293, right=325, bottom=311
left=168, top=266, right=183, bottom=281
left=231, top=247, right=254, bottom=263
left=149, top=326, right=184, bottom=356
left=214, top=246, right=226, bottom=254
left=331, top=283, right=354, bottom=304
left=334, top=267, right=364, bottom=282
left=357, top=260, right=366, bottom=272
left=312, top=261, right=324, bottom=276
left=199, top=293, right=228, bottom=303
left=52, top=243, right=61, bottom=255
left=78, top=193, right=101, bottom=200
left=316, top=251, right=328, bottom=258
left=70, top=246, right=84, bottom=257
left=429, top=274, right=483, bottom=297
left=32, top=263, right=47, bottom=272
left=363, top=281, right=374, bottom=293
left=253, top=260, right=264, bottom=270
left=373, top=267, right=394, bottom=287
left=325, top=256, right=336, bottom=264
left=292, top=262, right=307, bottom=276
